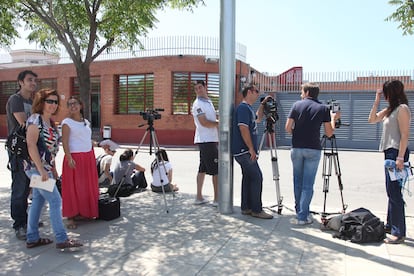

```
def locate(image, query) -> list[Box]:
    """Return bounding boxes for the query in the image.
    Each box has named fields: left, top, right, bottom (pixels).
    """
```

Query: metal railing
left=254, top=69, right=414, bottom=93
left=57, top=35, right=247, bottom=63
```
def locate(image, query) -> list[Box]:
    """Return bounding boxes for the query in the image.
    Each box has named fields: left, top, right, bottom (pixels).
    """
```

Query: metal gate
left=257, top=90, right=414, bottom=150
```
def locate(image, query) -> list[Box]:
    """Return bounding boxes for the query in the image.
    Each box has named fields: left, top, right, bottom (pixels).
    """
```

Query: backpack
left=333, top=207, right=386, bottom=243
left=131, top=171, right=148, bottom=190
left=96, top=154, right=108, bottom=178
left=5, top=125, right=29, bottom=161
left=5, top=116, right=46, bottom=165
left=107, top=183, right=135, bottom=197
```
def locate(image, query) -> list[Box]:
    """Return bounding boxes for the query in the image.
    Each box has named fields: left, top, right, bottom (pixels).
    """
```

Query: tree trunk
left=76, top=64, right=92, bottom=121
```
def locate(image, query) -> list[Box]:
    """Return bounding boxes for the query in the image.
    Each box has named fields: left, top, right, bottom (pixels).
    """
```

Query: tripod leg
left=258, top=130, right=267, bottom=155
left=150, top=129, right=170, bottom=213
left=332, top=151, right=347, bottom=213
left=321, top=151, right=333, bottom=224
left=135, top=129, right=149, bottom=155
left=268, top=132, right=283, bottom=214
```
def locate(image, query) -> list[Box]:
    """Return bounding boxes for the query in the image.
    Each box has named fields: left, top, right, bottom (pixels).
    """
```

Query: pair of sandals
left=66, top=215, right=91, bottom=229
left=26, top=238, right=83, bottom=249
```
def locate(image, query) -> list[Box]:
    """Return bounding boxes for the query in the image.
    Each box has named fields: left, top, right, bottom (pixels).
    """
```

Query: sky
left=1, top=0, right=413, bottom=74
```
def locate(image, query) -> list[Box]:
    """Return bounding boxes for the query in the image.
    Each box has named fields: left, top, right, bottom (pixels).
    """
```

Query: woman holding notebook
left=24, top=88, right=82, bottom=250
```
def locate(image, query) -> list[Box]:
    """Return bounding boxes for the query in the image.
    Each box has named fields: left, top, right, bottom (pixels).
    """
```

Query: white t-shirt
left=152, top=161, right=172, bottom=187
left=98, top=154, right=113, bottom=183
left=192, top=96, right=218, bottom=143
left=61, top=118, right=92, bottom=152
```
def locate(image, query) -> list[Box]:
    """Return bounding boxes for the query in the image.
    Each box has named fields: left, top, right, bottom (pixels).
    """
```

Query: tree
left=0, top=0, right=204, bottom=120
left=386, top=0, right=414, bottom=35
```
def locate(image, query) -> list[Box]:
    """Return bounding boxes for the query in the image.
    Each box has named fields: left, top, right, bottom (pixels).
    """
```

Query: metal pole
left=218, top=0, right=235, bottom=214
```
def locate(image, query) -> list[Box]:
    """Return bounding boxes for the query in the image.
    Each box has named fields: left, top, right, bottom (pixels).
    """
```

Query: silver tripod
left=258, top=117, right=283, bottom=214
left=136, top=112, right=173, bottom=213
left=318, top=134, right=347, bottom=225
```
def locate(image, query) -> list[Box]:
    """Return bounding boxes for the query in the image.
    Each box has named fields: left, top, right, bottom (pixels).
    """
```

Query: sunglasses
left=44, top=99, right=58, bottom=105
left=67, top=101, right=80, bottom=107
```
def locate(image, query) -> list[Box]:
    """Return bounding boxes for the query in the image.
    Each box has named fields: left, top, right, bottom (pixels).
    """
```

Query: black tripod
left=136, top=112, right=173, bottom=213
left=318, top=134, right=347, bottom=224
left=258, top=117, right=283, bottom=214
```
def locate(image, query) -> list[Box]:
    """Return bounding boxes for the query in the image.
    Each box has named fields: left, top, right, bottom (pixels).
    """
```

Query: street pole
left=218, top=0, right=235, bottom=214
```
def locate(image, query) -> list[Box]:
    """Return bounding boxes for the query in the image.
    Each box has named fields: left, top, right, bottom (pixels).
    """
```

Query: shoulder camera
left=260, top=96, right=279, bottom=122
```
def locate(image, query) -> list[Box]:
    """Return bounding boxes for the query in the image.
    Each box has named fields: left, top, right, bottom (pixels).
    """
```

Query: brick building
left=0, top=50, right=254, bottom=145
left=2, top=39, right=414, bottom=149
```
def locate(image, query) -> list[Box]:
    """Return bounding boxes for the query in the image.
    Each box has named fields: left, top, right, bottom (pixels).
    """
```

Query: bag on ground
left=131, top=171, right=148, bottom=189
left=107, top=183, right=135, bottom=197
left=333, top=207, right=385, bottom=243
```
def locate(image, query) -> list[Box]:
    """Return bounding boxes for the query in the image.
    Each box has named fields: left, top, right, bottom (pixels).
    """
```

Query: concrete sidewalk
left=1, top=141, right=414, bottom=275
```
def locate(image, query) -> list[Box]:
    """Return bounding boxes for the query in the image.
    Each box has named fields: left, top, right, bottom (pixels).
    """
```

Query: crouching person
left=151, top=149, right=179, bottom=193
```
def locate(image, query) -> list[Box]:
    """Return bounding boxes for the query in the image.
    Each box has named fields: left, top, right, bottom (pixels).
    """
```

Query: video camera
left=327, top=99, right=340, bottom=113
left=260, top=96, right=279, bottom=122
left=325, top=99, right=350, bottom=128
left=139, top=108, right=164, bottom=124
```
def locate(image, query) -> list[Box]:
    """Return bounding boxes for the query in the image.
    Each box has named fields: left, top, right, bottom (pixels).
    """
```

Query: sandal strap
left=56, top=239, right=83, bottom=249
left=26, top=238, right=53, bottom=248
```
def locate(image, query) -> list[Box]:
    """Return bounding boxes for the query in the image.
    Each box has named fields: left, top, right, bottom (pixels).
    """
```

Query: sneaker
left=297, top=217, right=313, bottom=225
left=194, top=198, right=209, bottom=205
left=15, top=227, right=27, bottom=240
left=251, top=211, right=273, bottom=219
left=211, top=201, right=218, bottom=207
left=241, top=209, right=252, bottom=215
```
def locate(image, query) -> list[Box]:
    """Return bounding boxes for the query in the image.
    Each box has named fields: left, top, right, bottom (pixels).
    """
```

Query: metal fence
left=57, top=35, right=247, bottom=64
left=255, top=70, right=414, bottom=93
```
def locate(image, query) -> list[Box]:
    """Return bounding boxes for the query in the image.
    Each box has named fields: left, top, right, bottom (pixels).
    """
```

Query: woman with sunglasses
left=25, top=88, right=82, bottom=249
left=61, top=96, right=99, bottom=229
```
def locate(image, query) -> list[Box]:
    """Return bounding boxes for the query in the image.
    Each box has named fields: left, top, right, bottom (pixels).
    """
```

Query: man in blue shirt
left=285, top=82, right=339, bottom=225
left=232, top=84, right=273, bottom=219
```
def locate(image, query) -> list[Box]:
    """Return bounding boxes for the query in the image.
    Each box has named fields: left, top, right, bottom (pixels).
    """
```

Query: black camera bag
left=98, top=194, right=120, bottom=221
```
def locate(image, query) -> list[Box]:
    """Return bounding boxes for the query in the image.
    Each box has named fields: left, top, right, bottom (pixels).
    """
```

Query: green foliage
left=0, top=0, right=20, bottom=46
left=0, top=0, right=204, bottom=119
left=386, top=0, right=414, bottom=35
left=0, top=0, right=204, bottom=59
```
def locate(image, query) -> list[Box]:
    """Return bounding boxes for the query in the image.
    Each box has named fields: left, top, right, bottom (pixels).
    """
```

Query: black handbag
left=98, top=194, right=120, bottom=221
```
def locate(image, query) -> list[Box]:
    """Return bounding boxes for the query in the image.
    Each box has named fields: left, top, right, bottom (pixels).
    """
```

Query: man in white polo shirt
left=191, top=80, right=219, bottom=206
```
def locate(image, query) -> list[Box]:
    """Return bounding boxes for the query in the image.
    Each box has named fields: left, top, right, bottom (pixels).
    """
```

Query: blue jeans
left=384, top=148, right=408, bottom=238
left=9, top=154, right=30, bottom=230
left=291, top=148, right=321, bottom=221
left=26, top=182, right=68, bottom=244
left=234, top=153, right=263, bottom=213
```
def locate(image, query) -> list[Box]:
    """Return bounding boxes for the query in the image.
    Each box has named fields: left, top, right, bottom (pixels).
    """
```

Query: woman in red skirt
left=61, top=96, right=99, bottom=229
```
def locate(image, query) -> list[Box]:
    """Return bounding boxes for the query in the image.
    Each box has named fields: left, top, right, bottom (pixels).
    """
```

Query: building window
left=172, top=72, right=219, bottom=115
left=0, top=78, right=57, bottom=115
left=0, top=81, right=19, bottom=114
left=38, top=78, right=57, bottom=90
left=115, top=74, right=154, bottom=114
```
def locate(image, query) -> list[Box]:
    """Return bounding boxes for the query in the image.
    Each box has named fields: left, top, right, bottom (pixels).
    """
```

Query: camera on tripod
left=139, top=108, right=164, bottom=122
left=260, top=96, right=279, bottom=122
left=326, top=99, right=340, bottom=113
left=325, top=99, right=350, bottom=128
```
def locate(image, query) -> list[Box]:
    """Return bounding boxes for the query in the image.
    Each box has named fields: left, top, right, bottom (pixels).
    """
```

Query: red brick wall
left=0, top=55, right=247, bottom=145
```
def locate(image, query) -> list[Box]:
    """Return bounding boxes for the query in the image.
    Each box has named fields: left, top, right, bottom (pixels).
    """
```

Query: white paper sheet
left=29, top=175, right=56, bottom=192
